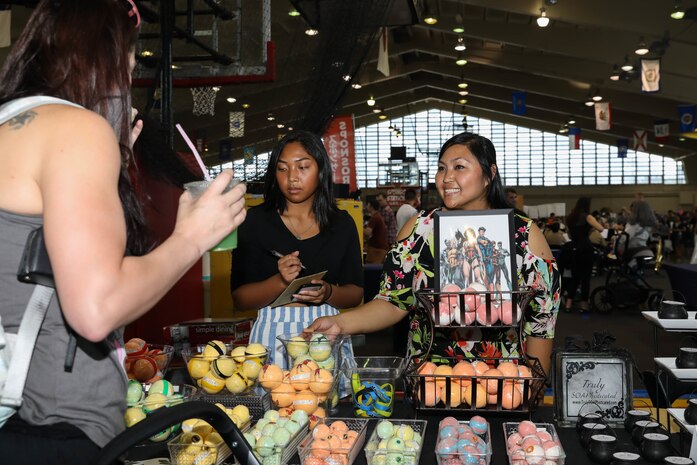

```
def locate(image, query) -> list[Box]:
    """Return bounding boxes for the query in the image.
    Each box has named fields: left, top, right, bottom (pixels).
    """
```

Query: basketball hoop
left=191, top=86, right=219, bottom=116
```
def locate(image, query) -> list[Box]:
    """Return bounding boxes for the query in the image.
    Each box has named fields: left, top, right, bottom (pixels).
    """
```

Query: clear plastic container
left=435, top=419, right=492, bottom=465
left=298, top=417, right=368, bottom=465
left=364, top=419, right=427, bottom=465
left=503, top=422, right=566, bottom=465
left=345, top=356, right=405, bottom=418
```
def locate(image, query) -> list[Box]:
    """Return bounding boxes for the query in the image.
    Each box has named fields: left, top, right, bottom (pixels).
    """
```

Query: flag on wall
left=594, top=102, right=611, bottom=130
left=679, top=104, right=696, bottom=133
left=229, top=112, right=244, bottom=138
left=323, top=115, right=357, bottom=192
left=218, top=139, right=232, bottom=161
left=377, top=27, right=390, bottom=77
left=243, top=145, right=255, bottom=165
left=512, top=91, right=527, bottom=115
left=617, top=139, right=629, bottom=158
left=0, top=5, right=10, bottom=48
left=641, top=59, right=660, bottom=93
left=568, top=127, right=581, bottom=150
left=654, top=120, right=670, bottom=142
left=632, top=130, right=647, bottom=151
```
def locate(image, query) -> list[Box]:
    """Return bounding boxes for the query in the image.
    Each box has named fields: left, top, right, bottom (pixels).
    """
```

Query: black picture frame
left=433, top=209, right=517, bottom=294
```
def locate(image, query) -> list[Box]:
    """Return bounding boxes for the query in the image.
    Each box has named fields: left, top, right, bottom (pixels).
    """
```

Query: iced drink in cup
left=183, top=178, right=243, bottom=252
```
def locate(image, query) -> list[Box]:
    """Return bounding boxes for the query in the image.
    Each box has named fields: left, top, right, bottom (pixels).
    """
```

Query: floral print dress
left=375, top=208, right=561, bottom=364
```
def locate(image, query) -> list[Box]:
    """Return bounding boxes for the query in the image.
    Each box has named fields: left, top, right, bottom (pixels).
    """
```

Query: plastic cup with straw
left=177, top=123, right=241, bottom=252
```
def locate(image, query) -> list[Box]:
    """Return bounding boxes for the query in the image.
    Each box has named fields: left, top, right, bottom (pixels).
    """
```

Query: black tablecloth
left=663, top=263, right=697, bottom=310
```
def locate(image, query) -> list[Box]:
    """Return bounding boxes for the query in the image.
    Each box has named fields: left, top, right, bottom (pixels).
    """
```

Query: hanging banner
left=679, top=104, right=696, bottom=133
left=632, top=130, right=647, bottom=152
left=654, top=120, right=670, bottom=143
left=641, top=59, right=660, bottom=93
left=617, top=139, right=629, bottom=158
left=512, top=91, right=527, bottom=115
left=323, top=115, right=357, bottom=192
left=377, top=27, right=390, bottom=77
left=229, top=111, right=245, bottom=138
left=568, top=127, right=581, bottom=150
left=218, top=139, right=232, bottom=161
left=594, top=102, right=611, bottom=131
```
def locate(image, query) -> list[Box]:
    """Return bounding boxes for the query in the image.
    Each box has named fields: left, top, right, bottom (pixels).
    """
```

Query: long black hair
left=438, top=132, right=510, bottom=209
left=0, top=0, right=148, bottom=255
left=567, top=197, right=592, bottom=228
left=263, top=130, right=339, bottom=231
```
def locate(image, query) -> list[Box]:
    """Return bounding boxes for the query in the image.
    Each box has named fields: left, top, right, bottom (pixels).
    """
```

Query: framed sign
left=552, top=352, right=633, bottom=427
left=434, top=209, right=516, bottom=294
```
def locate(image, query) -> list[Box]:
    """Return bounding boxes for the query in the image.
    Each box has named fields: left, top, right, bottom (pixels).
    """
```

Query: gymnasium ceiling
left=4, top=1, right=697, bottom=168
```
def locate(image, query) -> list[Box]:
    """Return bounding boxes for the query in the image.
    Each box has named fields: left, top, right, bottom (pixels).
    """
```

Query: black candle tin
left=676, top=347, right=697, bottom=369
left=612, top=451, right=642, bottom=464
left=641, top=433, right=672, bottom=463
left=658, top=300, right=688, bottom=319
left=625, top=410, right=652, bottom=432
left=588, top=433, right=618, bottom=464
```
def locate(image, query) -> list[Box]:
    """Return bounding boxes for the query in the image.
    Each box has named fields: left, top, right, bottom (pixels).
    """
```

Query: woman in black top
left=564, top=197, right=604, bottom=312
left=230, top=130, right=363, bottom=369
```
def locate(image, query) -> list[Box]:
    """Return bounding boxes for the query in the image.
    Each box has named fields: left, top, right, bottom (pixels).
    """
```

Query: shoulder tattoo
left=8, top=110, right=37, bottom=130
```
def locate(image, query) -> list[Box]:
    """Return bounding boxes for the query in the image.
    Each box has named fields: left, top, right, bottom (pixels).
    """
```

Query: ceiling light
left=536, top=8, right=550, bottom=28
left=609, top=65, right=620, bottom=81
left=680, top=137, right=686, bottom=141
left=372, top=106, right=383, bottom=114
left=671, top=2, right=686, bottom=19
left=458, top=90, right=469, bottom=96
left=455, top=56, right=467, bottom=66
left=140, top=50, right=154, bottom=57
left=592, top=93, right=603, bottom=102
left=658, top=143, right=665, bottom=147
left=304, top=28, right=319, bottom=36
left=621, top=61, right=634, bottom=72
left=226, top=97, right=237, bottom=103
left=342, top=74, right=352, bottom=82
left=266, top=113, right=275, bottom=121
left=423, top=1, right=437, bottom=25
left=287, top=126, right=293, bottom=131
left=457, top=82, right=469, bottom=89
left=635, top=38, right=649, bottom=56
left=568, top=118, right=576, bottom=125
left=378, top=114, right=388, bottom=120
left=351, top=83, right=362, bottom=89
left=366, top=96, right=376, bottom=107
left=452, top=26, right=465, bottom=33
left=276, top=123, right=285, bottom=129
left=584, top=99, right=594, bottom=107
left=458, top=99, right=467, bottom=104
left=288, top=8, right=301, bottom=17
left=211, top=86, right=221, bottom=92
left=241, top=103, right=250, bottom=109
left=454, top=36, right=466, bottom=52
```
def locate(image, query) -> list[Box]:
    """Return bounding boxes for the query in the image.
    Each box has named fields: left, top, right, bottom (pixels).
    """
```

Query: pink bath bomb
left=518, top=421, right=537, bottom=437
left=476, top=304, right=499, bottom=325
left=536, top=431, right=553, bottom=443
left=507, top=432, right=522, bottom=448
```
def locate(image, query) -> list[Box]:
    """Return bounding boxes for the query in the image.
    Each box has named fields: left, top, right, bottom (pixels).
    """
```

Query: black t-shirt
left=230, top=204, right=364, bottom=292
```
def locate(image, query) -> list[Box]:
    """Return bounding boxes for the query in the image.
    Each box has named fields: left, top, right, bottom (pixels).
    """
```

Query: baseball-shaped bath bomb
left=132, top=357, right=157, bottom=382
left=259, top=364, right=284, bottom=390
left=203, top=340, right=227, bottom=358
left=125, top=338, right=147, bottom=356
left=308, top=334, right=332, bottom=362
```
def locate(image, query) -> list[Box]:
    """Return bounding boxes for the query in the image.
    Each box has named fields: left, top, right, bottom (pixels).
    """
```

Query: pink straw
left=175, top=123, right=211, bottom=181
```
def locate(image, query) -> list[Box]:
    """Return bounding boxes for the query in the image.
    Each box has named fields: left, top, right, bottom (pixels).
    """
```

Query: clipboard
left=269, top=271, right=327, bottom=308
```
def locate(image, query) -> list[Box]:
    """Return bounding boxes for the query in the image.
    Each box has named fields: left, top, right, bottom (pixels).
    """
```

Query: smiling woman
left=230, top=130, right=364, bottom=374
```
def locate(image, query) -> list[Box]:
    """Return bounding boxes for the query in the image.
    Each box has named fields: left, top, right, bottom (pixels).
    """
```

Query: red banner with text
left=323, top=115, right=357, bottom=192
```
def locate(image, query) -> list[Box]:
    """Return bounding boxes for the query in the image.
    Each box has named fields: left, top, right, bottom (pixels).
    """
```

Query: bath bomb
left=308, top=334, right=332, bottom=362
left=376, top=420, right=395, bottom=439
left=126, top=380, right=144, bottom=406
left=225, top=371, right=249, bottom=394
left=211, top=357, right=236, bottom=379
left=231, top=405, right=251, bottom=425
left=259, top=364, right=284, bottom=390
left=200, top=372, right=226, bottom=394
left=203, top=340, right=227, bottom=358
left=149, top=379, right=174, bottom=398
left=286, top=336, right=309, bottom=358
left=124, top=407, right=146, bottom=427
left=143, top=393, right=169, bottom=413
left=187, top=356, right=210, bottom=380
left=245, top=343, right=267, bottom=362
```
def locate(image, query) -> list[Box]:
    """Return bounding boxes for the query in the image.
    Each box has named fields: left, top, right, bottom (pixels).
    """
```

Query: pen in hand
left=269, top=249, right=306, bottom=270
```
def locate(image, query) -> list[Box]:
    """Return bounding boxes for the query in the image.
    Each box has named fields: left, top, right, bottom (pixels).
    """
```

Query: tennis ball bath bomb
left=308, top=334, right=332, bottom=362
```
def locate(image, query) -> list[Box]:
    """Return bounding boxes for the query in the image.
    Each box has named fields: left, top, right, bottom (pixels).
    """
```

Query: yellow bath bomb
left=203, top=340, right=227, bottom=358
left=200, top=371, right=226, bottom=394
left=124, top=407, right=146, bottom=427
left=143, top=393, right=168, bottom=413
left=230, top=346, right=247, bottom=363
left=245, top=343, right=268, bottom=362
left=286, top=336, right=309, bottom=358
left=225, top=371, right=249, bottom=394
left=187, top=356, right=210, bottom=380
left=242, top=359, right=263, bottom=380
left=230, top=404, right=250, bottom=424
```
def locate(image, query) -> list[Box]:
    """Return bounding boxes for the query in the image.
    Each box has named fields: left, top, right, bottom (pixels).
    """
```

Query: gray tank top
left=0, top=103, right=128, bottom=447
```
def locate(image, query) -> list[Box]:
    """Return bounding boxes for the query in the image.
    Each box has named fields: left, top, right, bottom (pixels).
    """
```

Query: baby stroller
left=589, top=231, right=664, bottom=313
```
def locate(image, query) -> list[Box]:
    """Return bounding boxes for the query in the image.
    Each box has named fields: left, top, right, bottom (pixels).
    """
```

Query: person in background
left=376, top=192, right=398, bottom=245
left=230, top=130, right=363, bottom=369
left=505, top=187, right=519, bottom=208
left=364, top=197, right=389, bottom=264
left=564, top=197, right=604, bottom=312
left=396, top=188, right=420, bottom=232
left=543, top=222, right=568, bottom=248
left=307, top=132, right=560, bottom=377
left=0, top=2, right=247, bottom=463
left=623, top=192, right=658, bottom=248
